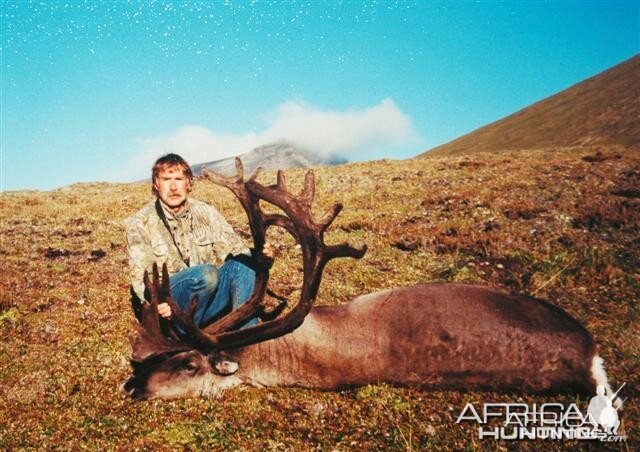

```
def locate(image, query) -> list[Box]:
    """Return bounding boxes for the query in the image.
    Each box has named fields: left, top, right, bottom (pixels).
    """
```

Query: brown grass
left=1, top=145, right=639, bottom=450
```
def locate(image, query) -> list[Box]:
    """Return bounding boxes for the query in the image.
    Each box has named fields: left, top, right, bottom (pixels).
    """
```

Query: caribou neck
left=231, top=299, right=393, bottom=390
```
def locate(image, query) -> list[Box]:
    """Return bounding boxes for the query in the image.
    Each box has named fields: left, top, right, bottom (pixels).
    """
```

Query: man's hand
left=157, top=302, right=172, bottom=319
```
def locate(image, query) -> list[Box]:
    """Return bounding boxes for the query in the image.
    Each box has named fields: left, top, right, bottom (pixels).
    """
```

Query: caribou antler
left=199, top=159, right=287, bottom=334
left=130, top=263, right=191, bottom=361
left=199, top=159, right=367, bottom=351
left=132, top=157, right=366, bottom=357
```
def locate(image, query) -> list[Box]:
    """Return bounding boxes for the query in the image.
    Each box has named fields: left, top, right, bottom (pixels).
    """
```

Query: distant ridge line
left=191, top=141, right=347, bottom=176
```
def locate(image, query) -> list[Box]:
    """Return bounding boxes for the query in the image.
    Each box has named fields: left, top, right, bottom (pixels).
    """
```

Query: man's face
left=154, top=166, right=191, bottom=213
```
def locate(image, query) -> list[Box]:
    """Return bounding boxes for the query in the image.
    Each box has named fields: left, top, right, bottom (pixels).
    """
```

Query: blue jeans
left=169, top=258, right=258, bottom=331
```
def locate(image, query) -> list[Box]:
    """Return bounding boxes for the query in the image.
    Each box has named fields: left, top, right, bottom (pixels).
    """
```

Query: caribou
left=123, top=159, right=613, bottom=400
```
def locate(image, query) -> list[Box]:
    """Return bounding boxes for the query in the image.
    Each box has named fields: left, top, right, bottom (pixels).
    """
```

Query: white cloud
left=123, top=98, right=419, bottom=181
left=262, top=98, right=418, bottom=156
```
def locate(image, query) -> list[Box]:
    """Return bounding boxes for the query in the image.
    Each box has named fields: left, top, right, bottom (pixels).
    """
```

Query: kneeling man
left=123, top=153, right=268, bottom=329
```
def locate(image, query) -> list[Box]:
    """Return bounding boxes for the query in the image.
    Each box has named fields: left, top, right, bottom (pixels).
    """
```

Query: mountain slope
left=422, top=54, right=640, bottom=157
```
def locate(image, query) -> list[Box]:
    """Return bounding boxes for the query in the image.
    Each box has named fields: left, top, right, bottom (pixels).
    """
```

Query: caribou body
left=123, top=161, right=611, bottom=400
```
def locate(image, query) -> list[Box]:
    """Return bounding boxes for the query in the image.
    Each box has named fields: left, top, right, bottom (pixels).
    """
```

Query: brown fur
left=126, top=283, right=597, bottom=399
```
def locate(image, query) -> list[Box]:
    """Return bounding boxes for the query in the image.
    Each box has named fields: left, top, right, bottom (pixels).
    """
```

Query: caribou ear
left=211, top=353, right=239, bottom=375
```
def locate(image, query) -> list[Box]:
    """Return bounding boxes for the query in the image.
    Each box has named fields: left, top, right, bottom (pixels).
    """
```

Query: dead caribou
left=123, top=160, right=612, bottom=400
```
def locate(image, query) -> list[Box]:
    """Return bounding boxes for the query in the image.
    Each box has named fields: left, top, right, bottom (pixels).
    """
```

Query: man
left=123, top=153, right=269, bottom=329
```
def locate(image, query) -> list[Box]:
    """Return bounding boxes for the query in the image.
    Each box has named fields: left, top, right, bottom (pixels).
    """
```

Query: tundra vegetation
left=1, top=145, right=638, bottom=450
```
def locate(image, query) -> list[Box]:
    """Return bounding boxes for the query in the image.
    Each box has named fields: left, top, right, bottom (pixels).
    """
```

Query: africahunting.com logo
left=456, top=383, right=627, bottom=442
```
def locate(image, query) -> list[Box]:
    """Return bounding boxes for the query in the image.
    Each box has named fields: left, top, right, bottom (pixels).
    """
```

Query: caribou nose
left=121, top=377, right=147, bottom=399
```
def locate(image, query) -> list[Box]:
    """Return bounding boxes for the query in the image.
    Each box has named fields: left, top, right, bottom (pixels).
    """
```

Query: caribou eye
left=183, top=361, right=199, bottom=372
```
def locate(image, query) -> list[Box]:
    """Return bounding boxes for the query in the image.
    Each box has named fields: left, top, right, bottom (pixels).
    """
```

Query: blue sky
left=1, top=1, right=638, bottom=191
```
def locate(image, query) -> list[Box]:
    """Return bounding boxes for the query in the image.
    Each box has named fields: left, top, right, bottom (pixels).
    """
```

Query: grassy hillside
left=1, top=145, right=639, bottom=449
left=422, top=55, right=640, bottom=157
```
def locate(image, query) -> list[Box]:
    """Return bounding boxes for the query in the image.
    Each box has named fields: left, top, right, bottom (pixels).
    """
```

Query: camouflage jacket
left=122, top=198, right=249, bottom=301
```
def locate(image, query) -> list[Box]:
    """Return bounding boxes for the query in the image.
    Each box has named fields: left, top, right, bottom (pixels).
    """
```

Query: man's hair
left=151, top=153, right=194, bottom=196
